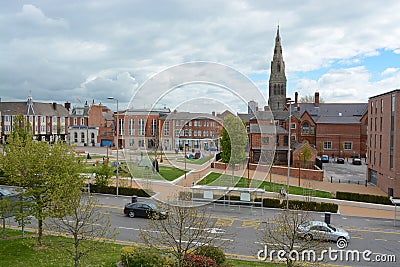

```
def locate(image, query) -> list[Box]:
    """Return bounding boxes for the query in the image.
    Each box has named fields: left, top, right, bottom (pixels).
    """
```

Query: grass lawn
left=0, top=230, right=122, bottom=267
left=175, top=155, right=213, bottom=165
left=126, top=162, right=185, bottom=181
left=197, top=172, right=332, bottom=198
left=0, top=230, right=281, bottom=267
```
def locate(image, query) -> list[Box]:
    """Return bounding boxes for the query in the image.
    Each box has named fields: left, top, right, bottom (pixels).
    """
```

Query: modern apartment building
left=367, top=89, right=400, bottom=197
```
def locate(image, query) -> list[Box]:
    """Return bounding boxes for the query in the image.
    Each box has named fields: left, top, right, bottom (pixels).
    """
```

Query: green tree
left=2, top=115, right=84, bottom=245
left=220, top=115, right=248, bottom=183
left=94, top=160, right=113, bottom=187
left=47, top=193, right=116, bottom=267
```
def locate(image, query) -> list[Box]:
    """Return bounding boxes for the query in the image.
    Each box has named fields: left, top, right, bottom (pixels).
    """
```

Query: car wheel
left=336, top=237, right=348, bottom=249
left=304, top=234, right=313, bottom=241
left=128, top=211, right=135, bottom=218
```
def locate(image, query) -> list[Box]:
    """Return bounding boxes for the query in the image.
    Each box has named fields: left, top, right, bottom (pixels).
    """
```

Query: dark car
left=124, top=202, right=168, bottom=219
left=336, top=157, right=345, bottom=164
left=352, top=158, right=362, bottom=165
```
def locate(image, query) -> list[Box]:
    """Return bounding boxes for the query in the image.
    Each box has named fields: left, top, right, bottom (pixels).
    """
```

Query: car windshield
left=327, top=224, right=336, bottom=231
left=147, top=203, right=157, bottom=210
left=0, top=188, right=12, bottom=196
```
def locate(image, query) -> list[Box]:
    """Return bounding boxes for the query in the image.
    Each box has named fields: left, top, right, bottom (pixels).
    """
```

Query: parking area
left=322, top=159, right=367, bottom=184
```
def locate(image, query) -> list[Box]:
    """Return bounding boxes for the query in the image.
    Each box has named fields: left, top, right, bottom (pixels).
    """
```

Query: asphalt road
left=323, top=160, right=368, bottom=184
left=3, top=192, right=399, bottom=267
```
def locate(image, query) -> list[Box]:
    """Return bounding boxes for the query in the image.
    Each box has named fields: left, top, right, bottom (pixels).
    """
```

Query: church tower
left=268, top=26, right=287, bottom=111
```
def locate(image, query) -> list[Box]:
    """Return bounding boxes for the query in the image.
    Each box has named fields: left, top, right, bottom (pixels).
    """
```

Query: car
left=206, top=147, right=218, bottom=151
left=336, top=157, right=345, bottom=164
left=124, top=202, right=168, bottom=219
left=321, top=155, right=329, bottom=163
left=0, top=188, right=15, bottom=200
left=352, top=158, right=362, bottom=165
left=296, top=221, right=350, bottom=247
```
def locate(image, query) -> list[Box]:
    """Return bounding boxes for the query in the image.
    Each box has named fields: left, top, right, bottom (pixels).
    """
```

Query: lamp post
left=286, top=99, right=294, bottom=209
left=108, top=97, right=119, bottom=197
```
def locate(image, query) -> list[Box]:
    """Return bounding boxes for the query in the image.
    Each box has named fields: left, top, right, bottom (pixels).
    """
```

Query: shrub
left=260, top=198, right=282, bottom=208
left=120, top=246, right=166, bottom=267
left=281, top=200, right=338, bottom=213
left=336, top=191, right=392, bottom=205
left=183, top=254, right=217, bottom=267
left=194, top=246, right=226, bottom=266
left=88, top=184, right=153, bottom=197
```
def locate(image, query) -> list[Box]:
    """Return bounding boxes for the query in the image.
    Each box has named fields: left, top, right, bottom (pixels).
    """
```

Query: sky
left=1, top=0, right=400, bottom=113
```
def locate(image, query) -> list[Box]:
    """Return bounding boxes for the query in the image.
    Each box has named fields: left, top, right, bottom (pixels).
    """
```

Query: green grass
left=197, top=172, right=332, bottom=198
left=126, top=162, right=185, bottom=181
left=0, top=230, right=282, bottom=267
left=0, top=232, right=122, bottom=267
left=176, top=156, right=213, bottom=165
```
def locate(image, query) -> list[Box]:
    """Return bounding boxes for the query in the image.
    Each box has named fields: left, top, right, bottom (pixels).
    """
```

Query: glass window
left=344, top=142, right=352, bottom=150
left=323, top=141, right=332, bottom=150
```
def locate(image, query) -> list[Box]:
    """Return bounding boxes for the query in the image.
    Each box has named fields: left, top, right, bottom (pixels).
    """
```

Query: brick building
left=367, top=89, right=400, bottom=197
left=0, top=96, right=69, bottom=143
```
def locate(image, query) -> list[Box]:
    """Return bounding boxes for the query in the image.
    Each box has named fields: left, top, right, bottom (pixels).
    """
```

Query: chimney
left=52, top=102, right=57, bottom=110
left=264, top=106, right=270, bottom=111
left=173, top=109, right=177, bottom=114
left=212, top=111, right=216, bottom=116
left=256, top=106, right=259, bottom=111
left=295, top=92, right=298, bottom=104
left=64, top=102, right=71, bottom=111
left=315, top=92, right=320, bottom=107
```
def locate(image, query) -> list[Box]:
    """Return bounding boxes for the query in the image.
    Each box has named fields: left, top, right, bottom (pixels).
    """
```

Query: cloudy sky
left=1, top=0, right=400, bottom=113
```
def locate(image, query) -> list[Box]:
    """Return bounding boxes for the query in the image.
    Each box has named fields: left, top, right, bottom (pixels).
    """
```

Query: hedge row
left=88, top=184, right=153, bottom=197
left=178, top=191, right=337, bottom=212
left=336, top=191, right=392, bottom=205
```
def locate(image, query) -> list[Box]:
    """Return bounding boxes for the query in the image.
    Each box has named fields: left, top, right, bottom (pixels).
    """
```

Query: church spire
left=268, top=26, right=287, bottom=112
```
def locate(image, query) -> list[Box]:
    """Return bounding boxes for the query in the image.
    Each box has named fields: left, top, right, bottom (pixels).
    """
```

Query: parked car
left=0, top=188, right=15, bottom=200
left=296, top=221, right=350, bottom=247
left=321, top=155, right=329, bottom=163
left=124, top=202, right=168, bottom=219
left=336, top=157, right=345, bottom=164
left=352, top=158, right=362, bottom=165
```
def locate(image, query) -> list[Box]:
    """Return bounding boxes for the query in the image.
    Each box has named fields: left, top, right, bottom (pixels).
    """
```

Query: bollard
left=331, top=176, right=333, bottom=183
left=357, top=181, right=359, bottom=185
left=339, top=179, right=340, bottom=183
left=348, top=180, right=350, bottom=184
left=365, top=180, right=367, bottom=187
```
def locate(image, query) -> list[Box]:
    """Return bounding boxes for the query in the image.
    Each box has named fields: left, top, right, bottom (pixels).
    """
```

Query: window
left=74, top=132, right=78, bottom=143
left=128, top=139, right=134, bottom=146
left=163, top=121, right=170, bottom=136
left=344, top=142, right=352, bottom=150
left=262, top=137, right=269, bottom=145
left=291, top=123, right=296, bottom=129
left=151, top=119, right=157, bottom=136
left=323, top=141, right=332, bottom=150
left=128, top=119, right=134, bottom=136
left=139, top=140, right=144, bottom=147
left=381, top=99, right=384, bottom=113
left=138, top=119, right=145, bottom=136
left=302, top=122, right=309, bottom=134
left=283, top=136, right=288, bottom=146
left=74, top=117, right=77, bottom=125
left=119, top=118, right=124, bottom=135
left=291, top=134, right=296, bottom=142
left=81, top=132, right=85, bottom=143
left=80, top=118, right=84, bottom=125
left=380, top=117, right=382, bottom=132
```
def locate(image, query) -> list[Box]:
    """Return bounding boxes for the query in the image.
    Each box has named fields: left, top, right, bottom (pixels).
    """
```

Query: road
left=3, top=193, right=399, bottom=266
left=323, top=160, right=367, bottom=184
left=96, top=194, right=399, bottom=267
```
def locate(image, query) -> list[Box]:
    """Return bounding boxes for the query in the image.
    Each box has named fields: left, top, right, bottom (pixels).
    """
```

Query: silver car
left=296, top=221, right=350, bottom=248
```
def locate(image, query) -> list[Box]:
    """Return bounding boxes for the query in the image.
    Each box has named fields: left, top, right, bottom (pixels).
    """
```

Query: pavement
left=76, top=146, right=397, bottom=221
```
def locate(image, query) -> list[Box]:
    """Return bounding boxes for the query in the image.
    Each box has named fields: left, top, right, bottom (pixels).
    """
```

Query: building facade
left=0, top=96, right=69, bottom=143
left=367, top=89, right=400, bottom=197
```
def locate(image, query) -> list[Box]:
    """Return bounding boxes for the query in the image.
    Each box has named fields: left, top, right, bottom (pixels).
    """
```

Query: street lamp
left=108, top=97, right=119, bottom=197
left=286, top=99, right=295, bottom=209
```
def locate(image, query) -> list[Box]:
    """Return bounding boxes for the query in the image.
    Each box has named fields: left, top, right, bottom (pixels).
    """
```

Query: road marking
left=237, top=220, right=260, bottom=229
left=350, top=236, right=363, bottom=239
left=374, top=238, right=387, bottom=241
left=215, top=217, right=234, bottom=227
left=344, top=228, right=400, bottom=235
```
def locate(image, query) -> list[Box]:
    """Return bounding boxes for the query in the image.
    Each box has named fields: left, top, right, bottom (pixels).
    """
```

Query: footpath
left=80, top=147, right=397, bottom=221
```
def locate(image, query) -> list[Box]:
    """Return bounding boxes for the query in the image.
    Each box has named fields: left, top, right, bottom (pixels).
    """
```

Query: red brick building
left=367, top=89, right=400, bottom=197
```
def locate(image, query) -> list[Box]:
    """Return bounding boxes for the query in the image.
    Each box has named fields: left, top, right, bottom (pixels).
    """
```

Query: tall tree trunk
left=38, top=219, right=43, bottom=246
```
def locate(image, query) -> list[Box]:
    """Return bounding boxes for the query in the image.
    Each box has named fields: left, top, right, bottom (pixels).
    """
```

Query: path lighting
left=107, top=97, right=119, bottom=197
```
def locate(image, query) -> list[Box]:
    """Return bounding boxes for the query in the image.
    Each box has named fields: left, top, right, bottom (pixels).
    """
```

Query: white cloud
left=381, top=68, right=400, bottom=76
left=1, top=0, right=400, bottom=108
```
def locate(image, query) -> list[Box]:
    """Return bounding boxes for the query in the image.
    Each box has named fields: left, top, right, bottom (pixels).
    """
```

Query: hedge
left=120, top=246, right=173, bottom=267
left=282, top=200, right=338, bottom=213
left=88, top=184, right=153, bottom=197
left=336, top=191, right=392, bottom=205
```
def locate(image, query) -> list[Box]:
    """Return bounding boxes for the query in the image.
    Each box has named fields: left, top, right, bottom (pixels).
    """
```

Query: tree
left=140, top=203, right=231, bottom=267
left=220, top=115, right=248, bottom=184
left=94, top=160, right=113, bottom=186
left=46, top=193, right=116, bottom=267
left=299, top=95, right=325, bottom=103
left=2, top=115, right=84, bottom=245
left=258, top=210, right=328, bottom=266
